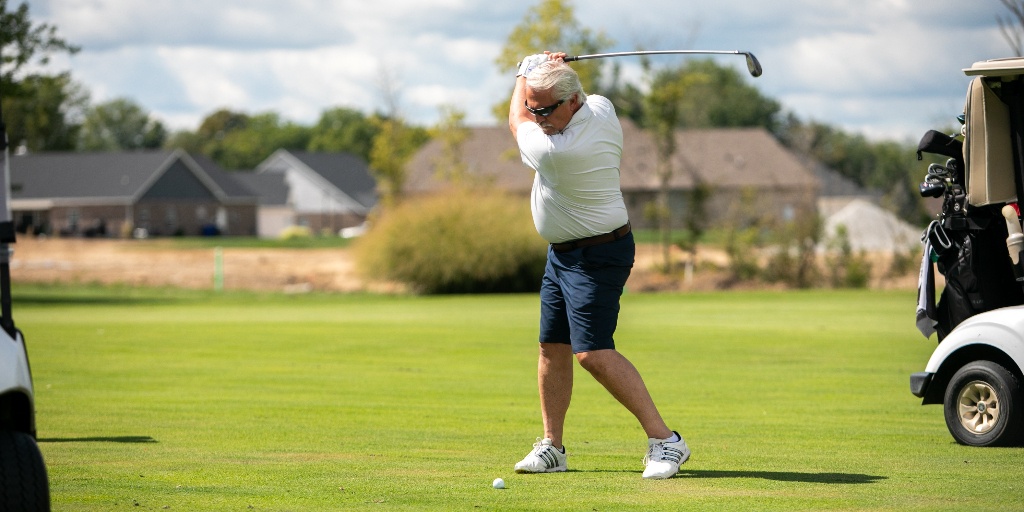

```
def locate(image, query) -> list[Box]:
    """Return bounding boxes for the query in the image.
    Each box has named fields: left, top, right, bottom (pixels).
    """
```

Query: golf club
left=564, top=50, right=763, bottom=77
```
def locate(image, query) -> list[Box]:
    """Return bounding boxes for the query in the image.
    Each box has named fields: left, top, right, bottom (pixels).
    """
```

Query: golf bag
left=916, top=75, right=1024, bottom=341
left=923, top=208, right=1023, bottom=340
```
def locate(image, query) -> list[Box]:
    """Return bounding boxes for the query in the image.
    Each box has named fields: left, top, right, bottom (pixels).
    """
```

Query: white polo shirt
left=517, top=94, right=628, bottom=244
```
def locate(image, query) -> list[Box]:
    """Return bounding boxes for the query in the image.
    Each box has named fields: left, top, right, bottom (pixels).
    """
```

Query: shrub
left=279, top=225, right=313, bottom=240
left=762, top=213, right=822, bottom=288
left=825, top=225, right=873, bottom=288
left=725, top=226, right=761, bottom=282
left=355, top=188, right=548, bottom=294
left=842, top=253, right=872, bottom=288
left=887, top=244, right=919, bottom=277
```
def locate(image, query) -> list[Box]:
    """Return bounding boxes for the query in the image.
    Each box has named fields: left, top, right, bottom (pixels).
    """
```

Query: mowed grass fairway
left=15, top=286, right=1024, bottom=511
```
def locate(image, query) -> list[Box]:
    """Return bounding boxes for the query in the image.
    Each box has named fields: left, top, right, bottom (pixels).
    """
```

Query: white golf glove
left=516, top=53, right=548, bottom=77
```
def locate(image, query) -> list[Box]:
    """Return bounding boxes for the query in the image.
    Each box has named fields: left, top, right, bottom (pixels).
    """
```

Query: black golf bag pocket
left=934, top=233, right=980, bottom=340
left=934, top=214, right=1024, bottom=340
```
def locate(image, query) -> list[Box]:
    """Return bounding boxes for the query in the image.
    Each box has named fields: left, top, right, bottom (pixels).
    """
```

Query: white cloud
left=17, top=0, right=1019, bottom=140
left=32, top=0, right=356, bottom=49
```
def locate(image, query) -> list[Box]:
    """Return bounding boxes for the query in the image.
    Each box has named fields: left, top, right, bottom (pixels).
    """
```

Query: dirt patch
left=9, top=238, right=401, bottom=294
left=8, top=238, right=918, bottom=294
left=629, top=243, right=919, bottom=292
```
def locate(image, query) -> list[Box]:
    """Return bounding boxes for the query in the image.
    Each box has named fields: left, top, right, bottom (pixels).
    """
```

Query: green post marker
left=214, top=246, right=223, bottom=291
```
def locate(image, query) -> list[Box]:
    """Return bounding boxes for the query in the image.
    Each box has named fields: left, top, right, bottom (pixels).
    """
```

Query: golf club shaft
left=564, top=50, right=763, bottom=77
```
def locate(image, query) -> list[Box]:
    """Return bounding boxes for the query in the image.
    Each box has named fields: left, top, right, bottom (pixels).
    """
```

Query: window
left=165, top=207, right=177, bottom=229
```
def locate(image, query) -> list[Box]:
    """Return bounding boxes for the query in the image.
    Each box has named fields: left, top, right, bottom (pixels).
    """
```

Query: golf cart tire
left=943, top=361, right=1023, bottom=447
left=0, top=430, right=50, bottom=512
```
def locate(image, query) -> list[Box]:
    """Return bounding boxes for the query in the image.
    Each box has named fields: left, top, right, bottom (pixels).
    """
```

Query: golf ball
left=492, top=478, right=505, bottom=489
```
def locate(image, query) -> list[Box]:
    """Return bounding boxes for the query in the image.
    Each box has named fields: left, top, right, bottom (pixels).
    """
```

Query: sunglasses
left=524, top=99, right=565, bottom=117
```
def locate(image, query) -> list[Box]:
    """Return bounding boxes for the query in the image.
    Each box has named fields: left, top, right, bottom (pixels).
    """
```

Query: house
left=405, top=119, right=819, bottom=230
left=231, top=170, right=292, bottom=239
left=821, top=198, right=921, bottom=253
left=9, top=149, right=258, bottom=238
left=811, top=159, right=884, bottom=218
left=617, top=121, right=819, bottom=229
left=241, top=150, right=377, bottom=238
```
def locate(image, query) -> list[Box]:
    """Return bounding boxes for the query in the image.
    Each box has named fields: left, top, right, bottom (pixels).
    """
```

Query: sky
left=18, top=0, right=1015, bottom=142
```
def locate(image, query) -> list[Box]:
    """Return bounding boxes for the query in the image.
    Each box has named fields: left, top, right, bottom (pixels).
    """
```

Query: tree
left=999, top=0, right=1024, bottom=56
left=367, top=64, right=430, bottom=207
left=1, top=72, right=86, bottom=151
left=641, top=60, right=766, bottom=273
left=196, top=108, right=250, bottom=141
left=1, top=0, right=82, bottom=151
left=78, top=98, right=166, bottom=151
left=165, top=109, right=251, bottom=164
left=775, top=114, right=925, bottom=222
left=307, top=107, right=380, bottom=161
left=643, top=65, right=689, bottom=271
left=369, top=117, right=429, bottom=207
left=492, top=0, right=613, bottom=120
left=616, top=59, right=782, bottom=273
left=1, top=0, right=79, bottom=94
left=680, top=180, right=711, bottom=282
left=430, top=104, right=471, bottom=184
left=166, top=109, right=311, bottom=169
left=610, top=59, right=781, bottom=132
left=212, top=112, right=311, bottom=169
left=164, top=129, right=205, bottom=155
left=230, top=112, right=309, bottom=169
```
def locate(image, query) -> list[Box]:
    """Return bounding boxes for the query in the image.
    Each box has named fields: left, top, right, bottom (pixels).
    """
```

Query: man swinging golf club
left=508, top=51, right=689, bottom=479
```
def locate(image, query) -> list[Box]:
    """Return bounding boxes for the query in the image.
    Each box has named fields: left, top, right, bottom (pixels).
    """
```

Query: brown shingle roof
left=405, top=126, right=532, bottom=193
left=405, top=119, right=818, bottom=194
left=620, top=120, right=819, bottom=190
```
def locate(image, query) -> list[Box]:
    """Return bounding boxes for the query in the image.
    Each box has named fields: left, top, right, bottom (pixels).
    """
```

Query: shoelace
left=530, top=439, right=563, bottom=468
left=644, top=441, right=683, bottom=464
left=643, top=443, right=661, bottom=465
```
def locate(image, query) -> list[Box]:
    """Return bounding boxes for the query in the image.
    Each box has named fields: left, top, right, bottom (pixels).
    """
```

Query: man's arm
left=508, top=75, right=533, bottom=143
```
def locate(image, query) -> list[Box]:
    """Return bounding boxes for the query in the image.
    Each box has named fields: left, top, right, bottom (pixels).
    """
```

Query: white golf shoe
left=514, top=438, right=567, bottom=473
left=642, top=431, right=690, bottom=479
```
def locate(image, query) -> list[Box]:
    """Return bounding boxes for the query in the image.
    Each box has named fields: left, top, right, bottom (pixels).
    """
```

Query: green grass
left=14, top=285, right=1024, bottom=511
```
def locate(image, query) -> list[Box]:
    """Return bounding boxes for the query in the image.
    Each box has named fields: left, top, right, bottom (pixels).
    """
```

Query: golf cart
left=0, top=95, right=50, bottom=507
left=911, top=57, right=1024, bottom=447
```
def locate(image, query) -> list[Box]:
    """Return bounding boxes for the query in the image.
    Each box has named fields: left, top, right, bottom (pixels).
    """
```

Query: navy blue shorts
left=539, top=233, right=635, bottom=353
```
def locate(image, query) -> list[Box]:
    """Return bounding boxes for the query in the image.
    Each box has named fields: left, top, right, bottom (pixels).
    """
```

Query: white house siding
left=282, top=170, right=365, bottom=217
left=256, top=205, right=295, bottom=239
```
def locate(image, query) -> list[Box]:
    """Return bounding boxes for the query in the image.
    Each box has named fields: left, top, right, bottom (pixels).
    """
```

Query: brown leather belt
left=551, top=222, right=631, bottom=253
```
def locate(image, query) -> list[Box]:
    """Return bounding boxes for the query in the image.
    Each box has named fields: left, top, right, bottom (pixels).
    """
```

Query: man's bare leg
left=538, top=342, right=573, bottom=449
left=575, top=349, right=672, bottom=440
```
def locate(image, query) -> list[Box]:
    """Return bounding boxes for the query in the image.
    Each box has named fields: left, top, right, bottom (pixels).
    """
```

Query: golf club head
left=919, top=181, right=945, bottom=198
left=743, top=52, right=763, bottom=77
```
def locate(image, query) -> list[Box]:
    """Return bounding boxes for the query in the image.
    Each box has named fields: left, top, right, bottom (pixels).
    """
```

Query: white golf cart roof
left=964, top=57, right=1024, bottom=77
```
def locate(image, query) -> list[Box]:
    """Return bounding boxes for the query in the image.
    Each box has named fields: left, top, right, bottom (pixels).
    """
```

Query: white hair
left=526, top=60, right=587, bottom=104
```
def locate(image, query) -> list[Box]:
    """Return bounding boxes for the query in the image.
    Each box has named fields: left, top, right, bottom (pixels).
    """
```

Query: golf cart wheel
left=943, top=361, right=1023, bottom=447
left=0, top=430, right=50, bottom=512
